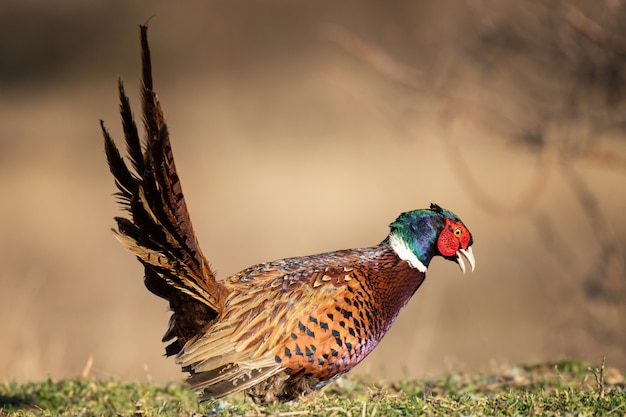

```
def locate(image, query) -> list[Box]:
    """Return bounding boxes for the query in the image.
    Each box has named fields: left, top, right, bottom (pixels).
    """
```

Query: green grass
left=1, top=360, right=624, bottom=416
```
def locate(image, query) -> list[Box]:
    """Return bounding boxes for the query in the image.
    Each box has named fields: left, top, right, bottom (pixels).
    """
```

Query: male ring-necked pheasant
left=102, top=26, right=475, bottom=403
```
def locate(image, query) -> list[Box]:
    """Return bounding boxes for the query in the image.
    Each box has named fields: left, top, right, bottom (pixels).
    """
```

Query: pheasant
left=102, top=26, right=475, bottom=404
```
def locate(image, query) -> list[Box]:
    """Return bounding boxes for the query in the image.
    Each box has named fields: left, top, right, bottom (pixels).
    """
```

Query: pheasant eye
left=454, top=228, right=462, bottom=237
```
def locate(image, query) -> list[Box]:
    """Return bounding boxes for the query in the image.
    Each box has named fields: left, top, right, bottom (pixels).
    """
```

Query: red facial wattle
left=436, top=218, right=470, bottom=257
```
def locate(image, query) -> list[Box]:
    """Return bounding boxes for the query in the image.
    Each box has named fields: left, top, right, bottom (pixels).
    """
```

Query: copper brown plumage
left=102, top=26, right=475, bottom=403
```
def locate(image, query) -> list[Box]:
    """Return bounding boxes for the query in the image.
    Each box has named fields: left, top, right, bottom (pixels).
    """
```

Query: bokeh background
left=1, top=0, right=625, bottom=384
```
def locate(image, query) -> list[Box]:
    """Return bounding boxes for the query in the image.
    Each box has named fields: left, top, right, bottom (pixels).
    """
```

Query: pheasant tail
left=102, top=25, right=227, bottom=355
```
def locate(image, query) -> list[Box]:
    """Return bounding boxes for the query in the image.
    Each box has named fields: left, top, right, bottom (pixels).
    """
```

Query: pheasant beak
left=456, top=246, right=475, bottom=274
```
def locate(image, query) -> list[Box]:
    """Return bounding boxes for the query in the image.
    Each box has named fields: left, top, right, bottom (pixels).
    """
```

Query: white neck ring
left=389, top=233, right=428, bottom=273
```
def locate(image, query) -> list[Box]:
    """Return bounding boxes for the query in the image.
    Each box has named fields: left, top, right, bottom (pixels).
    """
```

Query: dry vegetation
left=1, top=360, right=625, bottom=416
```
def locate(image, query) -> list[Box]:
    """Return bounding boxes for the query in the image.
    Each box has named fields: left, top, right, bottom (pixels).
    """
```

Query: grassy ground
left=1, top=360, right=624, bottom=416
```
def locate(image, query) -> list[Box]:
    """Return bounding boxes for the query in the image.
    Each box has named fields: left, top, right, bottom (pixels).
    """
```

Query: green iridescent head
left=388, top=203, right=474, bottom=273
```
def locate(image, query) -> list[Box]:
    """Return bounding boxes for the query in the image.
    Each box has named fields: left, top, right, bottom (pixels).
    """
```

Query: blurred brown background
left=1, top=0, right=625, bottom=384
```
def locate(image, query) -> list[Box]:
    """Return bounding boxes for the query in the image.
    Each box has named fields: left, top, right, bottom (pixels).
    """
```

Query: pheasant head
left=388, top=203, right=475, bottom=274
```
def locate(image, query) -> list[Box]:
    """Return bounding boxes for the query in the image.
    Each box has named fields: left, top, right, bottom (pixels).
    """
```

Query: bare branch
left=558, top=0, right=626, bottom=57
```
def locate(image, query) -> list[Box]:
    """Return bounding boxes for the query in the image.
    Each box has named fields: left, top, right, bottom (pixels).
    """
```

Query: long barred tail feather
left=101, top=121, right=134, bottom=206
left=102, top=25, right=227, bottom=355
left=118, top=79, right=145, bottom=175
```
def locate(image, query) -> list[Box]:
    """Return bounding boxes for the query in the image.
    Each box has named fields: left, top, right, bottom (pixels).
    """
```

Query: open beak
left=456, top=246, right=475, bottom=274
